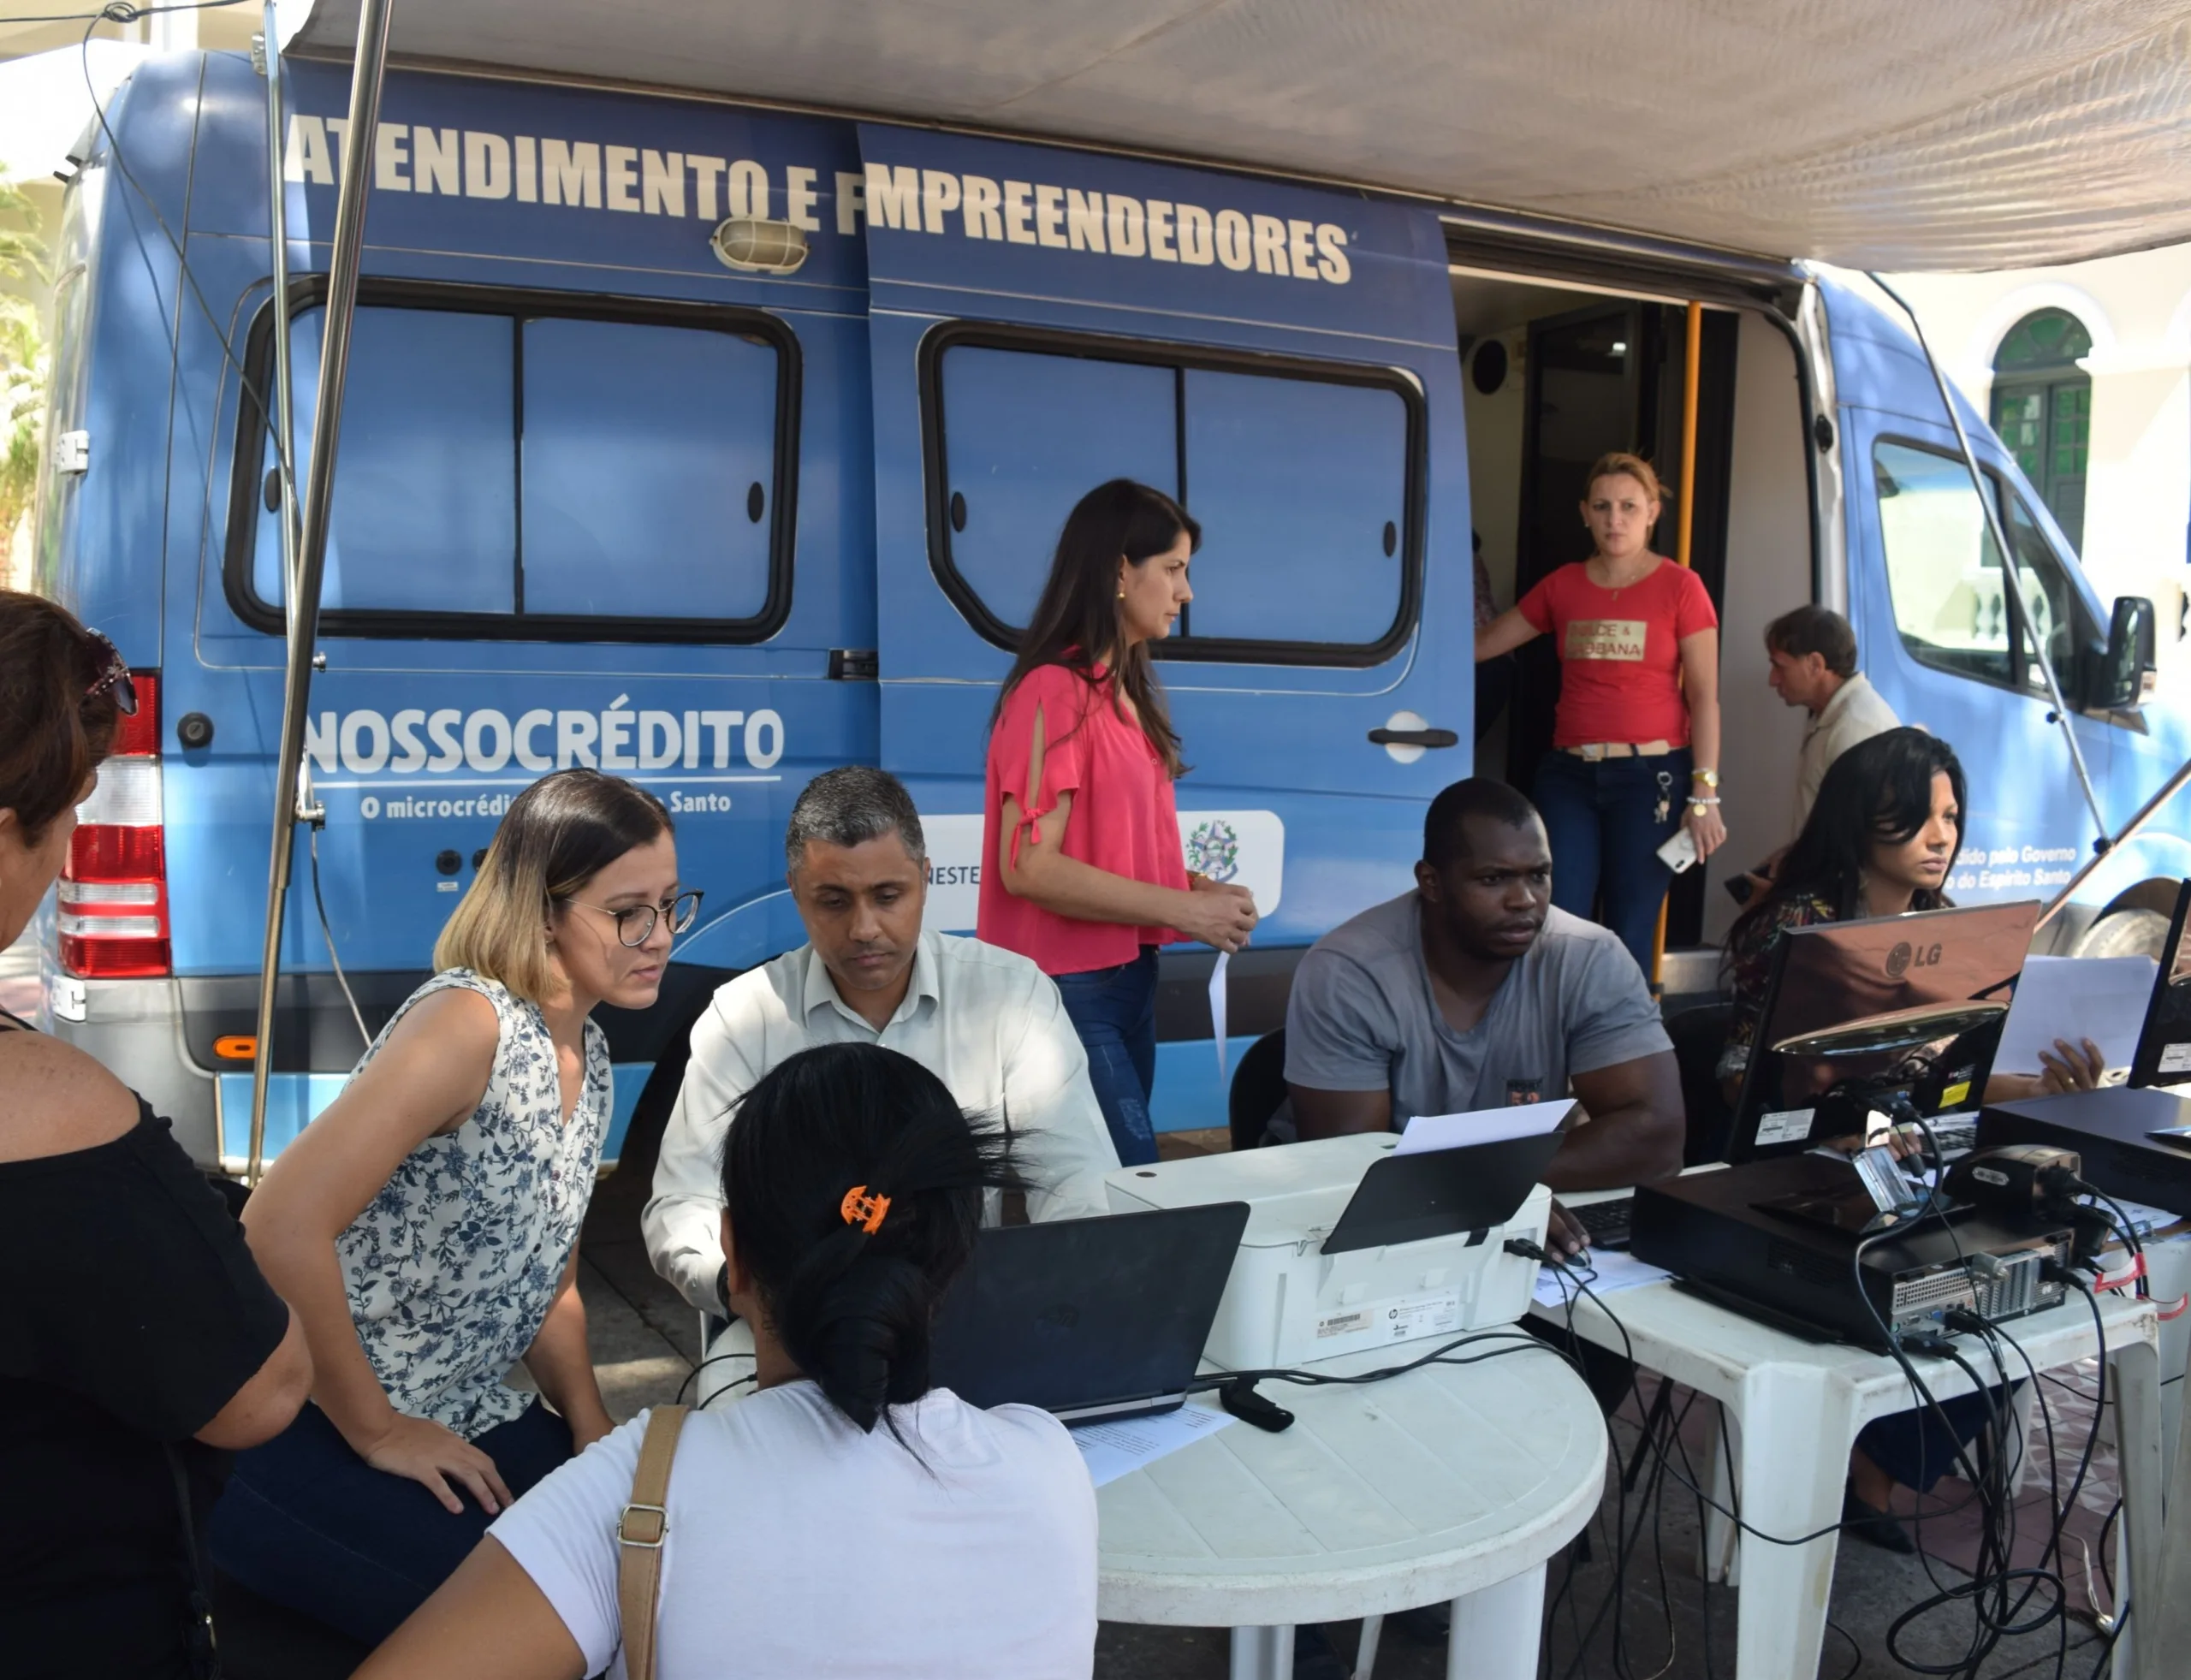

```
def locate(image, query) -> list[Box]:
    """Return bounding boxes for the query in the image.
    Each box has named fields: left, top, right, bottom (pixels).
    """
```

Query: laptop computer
left=2128, top=878, right=2191, bottom=1089
left=928, top=1202, right=1250, bottom=1422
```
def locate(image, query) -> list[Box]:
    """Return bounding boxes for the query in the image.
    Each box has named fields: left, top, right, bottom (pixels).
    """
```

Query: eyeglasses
left=563, top=889, right=704, bottom=947
left=84, top=630, right=139, bottom=716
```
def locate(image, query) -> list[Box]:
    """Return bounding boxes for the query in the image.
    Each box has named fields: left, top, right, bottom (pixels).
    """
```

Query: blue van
left=31, top=49, right=2181, bottom=1171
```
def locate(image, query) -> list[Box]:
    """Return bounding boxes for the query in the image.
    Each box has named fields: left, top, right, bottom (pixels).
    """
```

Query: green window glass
left=1987, top=308, right=2092, bottom=555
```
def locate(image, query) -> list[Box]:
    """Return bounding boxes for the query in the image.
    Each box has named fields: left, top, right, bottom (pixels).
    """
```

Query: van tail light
left=59, top=671, right=170, bottom=979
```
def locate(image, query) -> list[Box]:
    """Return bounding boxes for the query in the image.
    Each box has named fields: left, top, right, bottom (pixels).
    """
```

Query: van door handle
left=1367, top=727, right=1459, bottom=748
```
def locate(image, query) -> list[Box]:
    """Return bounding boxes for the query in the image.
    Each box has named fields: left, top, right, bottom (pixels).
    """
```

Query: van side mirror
left=2093, top=595, right=2158, bottom=710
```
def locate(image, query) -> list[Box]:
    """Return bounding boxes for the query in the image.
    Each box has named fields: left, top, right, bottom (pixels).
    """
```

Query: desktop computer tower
left=1977, top=1086, right=2191, bottom=1219
left=1630, top=1156, right=2071, bottom=1351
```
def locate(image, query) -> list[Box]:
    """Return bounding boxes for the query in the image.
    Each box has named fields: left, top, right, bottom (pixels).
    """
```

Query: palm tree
left=1, top=170, right=52, bottom=589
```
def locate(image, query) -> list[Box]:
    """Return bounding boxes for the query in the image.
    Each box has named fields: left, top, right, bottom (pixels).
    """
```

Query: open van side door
left=857, top=124, right=1469, bottom=1115
left=1822, top=278, right=2119, bottom=906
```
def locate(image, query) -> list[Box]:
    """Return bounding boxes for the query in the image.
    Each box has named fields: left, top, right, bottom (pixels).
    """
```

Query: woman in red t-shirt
left=979, top=479, right=1259, bottom=1165
left=1474, top=453, right=1725, bottom=975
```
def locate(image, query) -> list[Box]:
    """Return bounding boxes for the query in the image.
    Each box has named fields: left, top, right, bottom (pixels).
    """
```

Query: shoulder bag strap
left=616, top=1404, right=689, bottom=1680
left=164, top=1446, right=223, bottom=1679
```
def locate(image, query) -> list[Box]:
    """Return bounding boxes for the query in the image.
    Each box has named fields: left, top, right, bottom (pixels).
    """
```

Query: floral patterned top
left=335, top=969, right=609, bottom=1438
left=1714, top=892, right=1838, bottom=1083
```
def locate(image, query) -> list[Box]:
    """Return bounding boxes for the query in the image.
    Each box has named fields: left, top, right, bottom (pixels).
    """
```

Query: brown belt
left=1563, top=740, right=1677, bottom=761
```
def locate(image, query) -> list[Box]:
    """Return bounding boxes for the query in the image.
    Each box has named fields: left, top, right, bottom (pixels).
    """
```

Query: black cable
left=1183, top=1325, right=1575, bottom=1396
left=11, top=0, right=242, bottom=23
left=1825, top=1619, right=1863, bottom=1680
left=307, top=823, right=370, bottom=1050
left=2083, top=1600, right=2127, bottom=1680
left=1529, top=1247, right=1995, bottom=1548
left=672, top=1347, right=757, bottom=1408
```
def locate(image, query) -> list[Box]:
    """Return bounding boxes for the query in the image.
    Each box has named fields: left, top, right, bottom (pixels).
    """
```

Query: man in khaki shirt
left=1766, top=605, right=1902, bottom=834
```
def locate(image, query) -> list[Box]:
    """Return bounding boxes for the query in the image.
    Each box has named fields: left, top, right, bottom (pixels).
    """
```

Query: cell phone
left=1725, top=873, right=1755, bottom=905
left=1656, top=827, right=1699, bottom=874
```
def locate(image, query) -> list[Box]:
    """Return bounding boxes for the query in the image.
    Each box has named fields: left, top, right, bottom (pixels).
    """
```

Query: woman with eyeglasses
left=209, top=769, right=699, bottom=1644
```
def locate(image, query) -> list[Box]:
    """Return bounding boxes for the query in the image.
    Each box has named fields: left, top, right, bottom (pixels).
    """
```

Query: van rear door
left=857, top=124, right=1468, bottom=1124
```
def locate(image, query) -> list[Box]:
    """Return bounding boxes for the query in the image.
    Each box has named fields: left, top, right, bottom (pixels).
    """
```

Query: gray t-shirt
left=1283, top=893, right=1671, bottom=1126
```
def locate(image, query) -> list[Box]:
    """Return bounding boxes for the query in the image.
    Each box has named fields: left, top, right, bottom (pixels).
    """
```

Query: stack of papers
left=1997, top=955, right=2156, bottom=1074
left=1070, top=1403, right=1236, bottom=1487
left=1532, top=1248, right=1671, bottom=1309
left=1396, top=1098, right=1574, bottom=1155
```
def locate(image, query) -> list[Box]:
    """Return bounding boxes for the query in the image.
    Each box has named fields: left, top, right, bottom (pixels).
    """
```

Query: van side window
left=227, top=288, right=797, bottom=641
left=1180, top=368, right=1408, bottom=644
left=519, top=318, right=780, bottom=620
left=1998, top=486, right=2097, bottom=698
left=250, top=306, right=518, bottom=615
left=928, top=330, right=1422, bottom=664
left=1873, top=441, right=2015, bottom=688
left=939, top=347, right=1178, bottom=631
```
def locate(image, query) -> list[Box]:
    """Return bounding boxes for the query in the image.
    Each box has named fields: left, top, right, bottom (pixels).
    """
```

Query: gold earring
left=1118, top=585, right=1127, bottom=600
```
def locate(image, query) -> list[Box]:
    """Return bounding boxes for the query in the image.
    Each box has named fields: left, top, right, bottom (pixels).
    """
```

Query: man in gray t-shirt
left=1285, top=779, right=1683, bottom=1208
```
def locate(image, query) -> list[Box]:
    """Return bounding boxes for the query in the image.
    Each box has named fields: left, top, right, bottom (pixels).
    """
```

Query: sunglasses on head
left=84, top=631, right=139, bottom=717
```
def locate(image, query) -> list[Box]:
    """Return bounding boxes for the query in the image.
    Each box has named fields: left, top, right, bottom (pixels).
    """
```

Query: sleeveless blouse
left=978, top=661, right=1187, bottom=976
left=335, top=970, right=609, bottom=1438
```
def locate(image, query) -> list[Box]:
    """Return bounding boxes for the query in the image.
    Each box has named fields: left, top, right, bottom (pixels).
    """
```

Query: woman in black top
left=0, top=590, right=313, bottom=1677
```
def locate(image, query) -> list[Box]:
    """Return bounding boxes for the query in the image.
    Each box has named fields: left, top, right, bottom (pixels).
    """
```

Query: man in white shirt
left=1766, top=604, right=1903, bottom=834
left=644, top=766, right=1120, bottom=1316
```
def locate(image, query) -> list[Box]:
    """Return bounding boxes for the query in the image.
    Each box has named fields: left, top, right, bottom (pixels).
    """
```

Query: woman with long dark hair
left=979, top=478, right=1259, bottom=1165
left=1718, top=726, right=2096, bottom=1099
left=1713, top=726, right=2093, bottom=1549
left=357, top=1042, right=1098, bottom=1680
left=210, top=769, right=696, bottom=1642
left=1, top=590, right=312, bottom=1679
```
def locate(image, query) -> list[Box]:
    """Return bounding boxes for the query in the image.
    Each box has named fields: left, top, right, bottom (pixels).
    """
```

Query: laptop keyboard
left=1574, top=1196, right=1634, bottom=1250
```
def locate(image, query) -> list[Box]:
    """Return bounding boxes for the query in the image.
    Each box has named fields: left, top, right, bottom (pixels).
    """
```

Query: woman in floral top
left=210, top=771, right=696, bottom=1642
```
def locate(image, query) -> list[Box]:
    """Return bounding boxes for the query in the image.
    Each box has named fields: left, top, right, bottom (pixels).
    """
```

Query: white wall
left=1700, top=310, right=1814, bottom=944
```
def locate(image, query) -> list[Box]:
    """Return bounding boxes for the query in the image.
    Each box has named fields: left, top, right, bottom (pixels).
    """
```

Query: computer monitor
left=2129, top=879, right=2191, bottom=1089
left=1725, top=900, right=2039, bottom=1163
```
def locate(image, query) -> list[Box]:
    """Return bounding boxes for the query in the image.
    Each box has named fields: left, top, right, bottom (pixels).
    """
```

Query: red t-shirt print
left=1516, top=559, right=1718, bottom=749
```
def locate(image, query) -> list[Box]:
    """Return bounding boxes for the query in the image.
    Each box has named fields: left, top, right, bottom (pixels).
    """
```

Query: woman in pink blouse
left=980, top=480, right=1259, bottom=1164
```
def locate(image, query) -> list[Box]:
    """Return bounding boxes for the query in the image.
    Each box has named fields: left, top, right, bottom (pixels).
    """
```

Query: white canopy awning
left=284, top=0, right=2191, bottom=272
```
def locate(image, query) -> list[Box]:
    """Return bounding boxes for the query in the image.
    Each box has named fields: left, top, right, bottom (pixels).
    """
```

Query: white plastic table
left=699, top=1315, right=1603, bottom=1677
left=1526, top=1253, right=2164, bottom=1680
left=1096, top=1340, right=1606, bottom=1680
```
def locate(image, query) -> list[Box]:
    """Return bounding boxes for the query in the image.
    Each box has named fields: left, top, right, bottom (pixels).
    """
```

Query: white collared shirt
left=1793, top=672, right=1901, bottom=833
left=644, top=930, right=1122, bottom=1315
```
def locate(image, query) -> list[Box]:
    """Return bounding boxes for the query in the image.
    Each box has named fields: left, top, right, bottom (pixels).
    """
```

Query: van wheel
left=2070, top=907, right=2170, bottom=960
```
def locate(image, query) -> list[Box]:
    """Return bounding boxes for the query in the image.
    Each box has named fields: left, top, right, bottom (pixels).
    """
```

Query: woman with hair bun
left=359, top=1042, right=1099, bottom=1680
left=210, top=769, right=696, bottom=1642
left=1476, top=452, right=1725, bottom=976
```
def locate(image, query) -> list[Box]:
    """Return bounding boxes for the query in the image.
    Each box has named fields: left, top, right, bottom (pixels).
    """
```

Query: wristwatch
left=1691, top=768, right=1720, bottom=789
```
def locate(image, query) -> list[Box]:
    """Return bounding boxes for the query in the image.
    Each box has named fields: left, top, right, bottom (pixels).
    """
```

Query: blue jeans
left=207, top=1399, right=573, bottom=1644
left=1857, top=1386, right=2017, bottom=1495
left=1534, top=747, right=1690, bottom=977
left=1054, top=945, right=1160, bottom=1167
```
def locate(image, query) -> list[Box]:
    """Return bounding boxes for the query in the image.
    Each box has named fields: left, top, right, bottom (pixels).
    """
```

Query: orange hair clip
left=840, top=1184, right=892, bottom=1235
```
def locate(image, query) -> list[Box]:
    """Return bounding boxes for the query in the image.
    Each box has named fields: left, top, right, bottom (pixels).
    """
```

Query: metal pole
left=1867, top=272, right=2109, bottom=847
left=1649, top=300, right=1703, bottom=989
left=246, top=0, right=395, bottom=1184
left=259, top=4, right=300, bottom=596
left=2035, top=751, right=2191, bottom=929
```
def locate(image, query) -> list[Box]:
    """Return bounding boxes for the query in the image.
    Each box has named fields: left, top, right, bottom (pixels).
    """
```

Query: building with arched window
left=1989, top=308, right=2093, bottom=554
left=1870, top=247, right=2191, bottom=693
